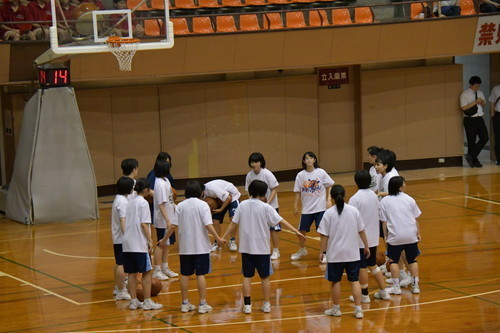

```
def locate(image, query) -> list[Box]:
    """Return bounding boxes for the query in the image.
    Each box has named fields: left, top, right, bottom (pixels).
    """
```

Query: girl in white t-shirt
left=292, top=152, right=334, bottom=262
left=152, top=160, right=178, bottom=281
left=367, top=146, right=383, bottom=192
left=317, top=185, right=369, bottom=319
left=380, top=176, right=422, bottom=295
left=122, top=178, right=162, bottom=311
left=245, top=152, right=281, bottom=260
left=223, top=180, right=305, bottom=314
left=111, top=176, right=135, bottom=301
left=160, top=180, right=226, bottom=314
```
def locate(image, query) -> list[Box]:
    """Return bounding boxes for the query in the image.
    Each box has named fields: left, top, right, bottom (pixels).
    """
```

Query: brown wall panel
left=0, top=44, right=10, bottom=83
left=132, top=38, right=188, bottom=76
left=426, top=18, right=477, bottom=57
left=284, top=76, right=318, bottom=169
left=378, top=23, right=429, bottom=60
left=205, top=83, right=249, bottom=176
left=330, top=26, right=381, bottom=65
left=444, top=66, right=464, bottom=156
left=405, top=68, right=447, bottom=158
left=77, top=89, right=115, bottom=186
left=362, top=69, right=407, bottom=159
left=318, top=71, right=356, bottom=173
left=184, top=35, right=237, bottom=74
left=247, top=79, right=288, bottom=171
left=282, top=29, right=333, bottom=68
left=159, top=84, right=208, bottom=179
left=110, top=86, right=161, bottom=179
left=233, top=32, right=285, bottom=70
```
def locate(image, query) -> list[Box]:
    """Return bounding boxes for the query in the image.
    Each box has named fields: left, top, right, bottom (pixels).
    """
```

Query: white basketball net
left=106, top=38, right=140, bottom=71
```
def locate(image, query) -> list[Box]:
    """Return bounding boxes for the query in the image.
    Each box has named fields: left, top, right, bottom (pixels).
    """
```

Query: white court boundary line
left=78, top=275, right=325, bottom=305
left=43, top=249, right=115, bottom=260
left=65, top=289, right=500, bottom=333
left=0, top=270, right=80, bottom=305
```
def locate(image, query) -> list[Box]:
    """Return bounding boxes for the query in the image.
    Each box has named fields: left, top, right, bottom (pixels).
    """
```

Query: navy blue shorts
left=241, top=253, right=273, bottom=278
left=212, top=200, right=239, bottom=223
left=271, top=208, right=282, bottom=232
left=113, top=244, right=124, bottom=265
left=387, top=242, right=420, bottom=264
left=180, top=254, right=211, bottom=276
left=299, top=211, right=325, bottom=232
left=155, top=227, right=176, bottom=245
left=326, top=261, right=361, bottom=282
left=123, top=252, right=153, bottom=274
left=359, top=246, right=377, bottom=268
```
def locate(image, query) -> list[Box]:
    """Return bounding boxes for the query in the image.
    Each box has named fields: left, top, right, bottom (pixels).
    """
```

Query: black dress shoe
left=496, top=161, right=500, bottom=166
left=473, top=158, right=483, bottom=168
left=464, top=154, right=475, bottom=168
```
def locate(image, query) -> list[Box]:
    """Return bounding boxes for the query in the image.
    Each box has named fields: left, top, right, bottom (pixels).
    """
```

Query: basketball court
left=0, top=165, right=499, bottom=332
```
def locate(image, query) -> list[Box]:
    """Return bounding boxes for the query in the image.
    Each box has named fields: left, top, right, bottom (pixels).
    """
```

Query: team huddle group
left=110, top=147, right=422, bottom=319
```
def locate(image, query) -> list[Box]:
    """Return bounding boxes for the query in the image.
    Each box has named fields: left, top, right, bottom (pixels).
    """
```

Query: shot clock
left=38, top=67, right=71, bottom=88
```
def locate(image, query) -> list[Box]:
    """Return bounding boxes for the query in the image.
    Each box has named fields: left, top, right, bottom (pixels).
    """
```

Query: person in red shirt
left=0, top=0, right=35, bottom=40
left=55, top=0, right=76, bottom=43
left=26, top=0, right=52, bottom=40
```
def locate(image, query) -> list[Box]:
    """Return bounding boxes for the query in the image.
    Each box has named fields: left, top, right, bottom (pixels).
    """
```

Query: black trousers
left=463, top=117, right=488, bottom=159
left=493, top=113, right=500, bottom=162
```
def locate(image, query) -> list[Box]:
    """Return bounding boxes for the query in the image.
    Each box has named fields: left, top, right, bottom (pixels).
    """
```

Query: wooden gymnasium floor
left=0, top=165, right=499, bottom=332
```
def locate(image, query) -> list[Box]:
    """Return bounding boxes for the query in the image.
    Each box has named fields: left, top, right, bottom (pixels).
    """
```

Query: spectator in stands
left=0, top=0, right=35, bottom=40
left=478, top=0, right=500, bottom=12
left=110, top=0, right=144, bottom=37
left=56, top=0, right=76, bottom=43
left=433, top=0, right=461, bottom=16
left=26, top=0, right=52, bottom=40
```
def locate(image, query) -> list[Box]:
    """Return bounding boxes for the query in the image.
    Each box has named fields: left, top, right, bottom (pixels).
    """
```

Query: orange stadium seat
left=286, top=11, right=307, bottom=28
left=354, top=7, right=374, bottom=23
left=240, top=14, right=261, bottom=31
left=264, top=13, right=284, bottom=29
left=245, top=0, right=266, bottom=5
left=216, top=15, right=238, bottom=32
left=151, top=0, right=165, bottom=9
left=332, top=9, right=352, bottom=25
left=127, top=0, right=150, bottom=10
left=144, top=19, right=163, bottom=36
left=460, top=0, right=476, bottom=15
left=173, top=0, right=198, bottom=8
left=309, top=10, right=324, bottom=27
left=171, top=17, right=191, bottom=35
left=192, top=16, right=215, bottom=33
left=221, top=0, right=245, bottom=6
left=198, top=0, right=221, bottom=7
left=410, top=2, right=425, bottom=19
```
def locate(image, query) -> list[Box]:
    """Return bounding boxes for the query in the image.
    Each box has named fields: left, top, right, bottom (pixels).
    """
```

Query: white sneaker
left=129, top=299, right=143, bottom=310
left=380, top=265, right=387, bottom=274
left=210, top=242, right=220, bottom=252
left=143, top=298, right=163, bottom=310
left=387, top=286, right=402, bottom=295
left=291, top=248, right=308, bottom=260
left=163, top=267, right=179, bottom=278
left=324, top=307, right=341, bottom=316
left=386, top=278, right=394, bottom=284
left=349, top=294, right=370, bottom=303
left=115, top=288, right=131, bottom=301
left=198, top=303, right=213, bottom=314
left=354, top=309, right=364, bottom=319
left=400, top=276, right=412, bottom=288
left=181, top=303, right=196, bottom=312
left=374, top=289, right=391, bottom=300
left=113, top=285, right=119, bottom=295
left=385, top=272, right=392, bottom=278
left=243, top=304, right=252, bottom=314
left=320, top=253, right=327, bottom=264
left=271, top=249, right=280, bottom=260
left=412, top=285, right=420, bottom=294
left=152, top=269, right=169, bottom=281
left=229, top=239, right=238, bottom=252
left=262, top=301, right=271, bottom=313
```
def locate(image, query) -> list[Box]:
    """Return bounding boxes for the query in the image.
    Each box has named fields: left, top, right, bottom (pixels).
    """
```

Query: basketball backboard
left=35, top=0, right=173, bottom=66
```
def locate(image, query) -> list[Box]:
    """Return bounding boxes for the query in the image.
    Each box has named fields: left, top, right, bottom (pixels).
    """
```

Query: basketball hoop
left=106, top=36, right=140, bottom=71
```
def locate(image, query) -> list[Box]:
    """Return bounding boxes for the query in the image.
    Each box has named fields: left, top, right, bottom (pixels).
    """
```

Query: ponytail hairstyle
left=330, top=184, right=346, bottom=215
left=134, top=178, right=150, bottom=195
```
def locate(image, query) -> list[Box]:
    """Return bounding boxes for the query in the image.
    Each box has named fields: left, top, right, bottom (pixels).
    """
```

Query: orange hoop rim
left=106, top=36, right=140, bottom=47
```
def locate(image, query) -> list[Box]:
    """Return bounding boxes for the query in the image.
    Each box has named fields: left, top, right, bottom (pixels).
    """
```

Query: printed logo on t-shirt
left=302, top=178, right=322, bottom=195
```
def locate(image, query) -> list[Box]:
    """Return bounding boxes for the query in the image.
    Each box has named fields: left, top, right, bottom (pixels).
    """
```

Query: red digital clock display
left=38, top=67, right=71, bottom=88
